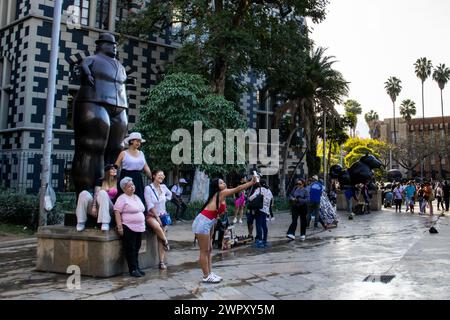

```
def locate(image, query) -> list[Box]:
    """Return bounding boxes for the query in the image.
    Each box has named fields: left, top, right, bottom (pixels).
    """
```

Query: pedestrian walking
left=424, top=182, right=434, bottom=215
left=393, top=183, right=403, bottom=212
left=443, top=180, right=450, bottom=212
left=249, top=179, right=274, bottom=248
left=286, top=178, right=309, bottom=241
left=344, top=185, right=358, bottom=219
left=307, top=175, right=323, bottom=228
left=435, top=182, right=444, bottom=211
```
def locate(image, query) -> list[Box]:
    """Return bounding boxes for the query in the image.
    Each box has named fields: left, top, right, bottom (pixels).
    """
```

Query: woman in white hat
left=114, top=132, right=152, bottom=205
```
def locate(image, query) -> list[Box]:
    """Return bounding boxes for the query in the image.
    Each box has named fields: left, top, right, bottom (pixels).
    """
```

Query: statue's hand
left=87, top=75, right=95, bottom=87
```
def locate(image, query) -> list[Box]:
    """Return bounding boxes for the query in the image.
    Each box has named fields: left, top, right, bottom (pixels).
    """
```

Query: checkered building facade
left=0, top=0, right=306, bottom=194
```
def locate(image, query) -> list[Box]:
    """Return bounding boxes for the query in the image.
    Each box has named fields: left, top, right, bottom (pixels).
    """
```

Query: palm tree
left=384, top=76, right=402, bottom=144
left=432, top=63, right=450, bottom=134
left=414, top=57, right=433, bottom=136
left=274, top=47, right=349, bottom=196
left=343, top=99, right=362, bottom=137
left=364, top=110, right=379, bottom=139
left=414, top=57, right=432, bottom=180
left=399, top=99, right=416, bottom=124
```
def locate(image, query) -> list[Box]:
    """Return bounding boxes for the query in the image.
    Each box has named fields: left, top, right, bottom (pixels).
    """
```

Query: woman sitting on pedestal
left=75, top=164, right=118, bottom=232
left=144, top=169, right=171, bottom=270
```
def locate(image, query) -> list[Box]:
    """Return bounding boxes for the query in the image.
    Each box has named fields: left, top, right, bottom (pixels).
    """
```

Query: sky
left=309, top=0, right=450, bottom=138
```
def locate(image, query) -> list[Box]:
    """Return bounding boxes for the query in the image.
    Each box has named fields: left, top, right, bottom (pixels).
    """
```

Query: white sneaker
left=211, top=272, right=222, bottom=281
left=76, top=223, right=85, bottom=232
left=239, top=219, right=243, bottom=224
left=202, top=273, right=221, bottom=283
left=286, top=234, right=295, bottom=240
left=101, top=223, right=110, bottom=231
left=299, top=235, right=306, bottom=241
left=232, top=217, right=237, bottom=224
left=270, top=217, right=275, bottom=221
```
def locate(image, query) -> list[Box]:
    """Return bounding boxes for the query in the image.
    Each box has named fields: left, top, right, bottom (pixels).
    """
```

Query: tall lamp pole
left=38, top=0, right=63, bottom=226
left=315, top=87, right=326, bottom=191
left=323, top=104, right=327, bottom=191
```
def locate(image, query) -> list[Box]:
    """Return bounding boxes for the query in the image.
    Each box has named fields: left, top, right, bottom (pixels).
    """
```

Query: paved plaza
left=1, top=207, right=450, bottom=300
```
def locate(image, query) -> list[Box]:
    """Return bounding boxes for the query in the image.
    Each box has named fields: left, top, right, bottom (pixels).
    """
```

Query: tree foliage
left=118, top=0, right=329, bottom=98
left=134, top=73, right=247, bottom=177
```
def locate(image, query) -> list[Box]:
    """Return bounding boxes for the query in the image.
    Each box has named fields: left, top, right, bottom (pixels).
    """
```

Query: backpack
left=309, top=182, right=322, bottom=203
left=248, top=187, right=264, bottom=210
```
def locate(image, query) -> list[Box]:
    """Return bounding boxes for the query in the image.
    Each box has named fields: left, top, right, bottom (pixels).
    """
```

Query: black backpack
left=247, top=187, right=264, bottom=210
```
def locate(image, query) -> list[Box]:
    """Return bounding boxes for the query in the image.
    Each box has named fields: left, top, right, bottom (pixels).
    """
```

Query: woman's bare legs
left=196, top=233, right=211, bottom=277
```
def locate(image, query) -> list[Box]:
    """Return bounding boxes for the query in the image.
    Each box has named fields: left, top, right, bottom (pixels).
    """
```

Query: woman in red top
left=192, top=176, right=256, bottom=283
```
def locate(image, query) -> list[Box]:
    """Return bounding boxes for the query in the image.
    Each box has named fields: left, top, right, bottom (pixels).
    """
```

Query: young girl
left=232, top=176, right=247, bottom=224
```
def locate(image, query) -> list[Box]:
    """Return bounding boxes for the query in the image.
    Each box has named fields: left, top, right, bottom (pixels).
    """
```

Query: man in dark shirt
left=443, top=180, right=450, bottom=212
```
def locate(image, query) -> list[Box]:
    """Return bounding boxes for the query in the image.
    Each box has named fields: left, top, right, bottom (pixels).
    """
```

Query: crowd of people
left=77, top=132, right=450, bottom=284
left=74, top=131, right=342, bottom=282
left=381, top=180, right=450, bottom=215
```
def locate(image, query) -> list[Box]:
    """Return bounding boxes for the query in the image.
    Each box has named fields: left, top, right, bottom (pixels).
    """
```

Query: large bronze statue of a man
left=72, top=33, right=128, bottom=195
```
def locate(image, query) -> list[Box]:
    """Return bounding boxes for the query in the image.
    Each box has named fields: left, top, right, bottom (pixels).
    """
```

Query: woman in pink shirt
left=114, top=177, right=146, bottom=278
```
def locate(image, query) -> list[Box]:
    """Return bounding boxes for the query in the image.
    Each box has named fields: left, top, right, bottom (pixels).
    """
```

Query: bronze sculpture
left=72, top=33, right=128, bottom=196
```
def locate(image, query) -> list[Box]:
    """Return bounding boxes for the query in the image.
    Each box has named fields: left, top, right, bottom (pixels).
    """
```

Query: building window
left=96, top=0, right=111, bottom=29
left=73, top=0, right=90, bottom=26
left=0, top=57, right=12, bottom=129
left=116, top=0, right=131, bottom=21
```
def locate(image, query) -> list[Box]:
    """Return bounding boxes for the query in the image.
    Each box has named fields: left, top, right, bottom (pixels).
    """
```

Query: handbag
left=150, top=184, right=172, bottom=226
left=248, top=187, right=264, bottom=210
left=160, top=213, right=172, bottom=226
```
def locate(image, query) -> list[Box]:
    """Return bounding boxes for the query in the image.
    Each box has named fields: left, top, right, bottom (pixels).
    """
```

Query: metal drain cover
left=363, top=275, right=396, bottom=283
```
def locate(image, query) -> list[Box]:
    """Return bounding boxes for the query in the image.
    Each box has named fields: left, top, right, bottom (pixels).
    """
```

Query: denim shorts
left=192, top=213, right=216, bottom=235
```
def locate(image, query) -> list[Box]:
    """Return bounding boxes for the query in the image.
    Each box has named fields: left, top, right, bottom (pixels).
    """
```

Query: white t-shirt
left=171, top=184, right=183, bottom=196
left=144, top=183, right=172, bottom=216
left=249, top=187, right=273, bottom=215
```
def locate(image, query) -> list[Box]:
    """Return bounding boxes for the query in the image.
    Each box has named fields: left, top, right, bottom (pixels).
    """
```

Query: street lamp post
left=38, top=0, right=63, bottom=226
left=315, top=87, right=326, bottom=191
left=323, top=104, right=327, bottom=192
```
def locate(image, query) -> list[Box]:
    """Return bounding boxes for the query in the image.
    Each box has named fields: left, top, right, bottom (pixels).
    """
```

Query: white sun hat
left=123, top=132, right=146, bottom=145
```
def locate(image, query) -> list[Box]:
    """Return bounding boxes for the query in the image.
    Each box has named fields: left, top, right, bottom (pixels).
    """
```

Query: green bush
left=0, top=192, right=71, bottom=229
left=0, top=193, right=40, bottom=227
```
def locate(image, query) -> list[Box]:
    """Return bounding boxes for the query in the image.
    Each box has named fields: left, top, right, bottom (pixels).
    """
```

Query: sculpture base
left=36, top=225, right=158, bottom=278
left=337, top=190, right=382, bottom=212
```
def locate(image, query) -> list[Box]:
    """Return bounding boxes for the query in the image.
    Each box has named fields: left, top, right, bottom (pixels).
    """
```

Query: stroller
left=384, top=191, right=393, bottom=208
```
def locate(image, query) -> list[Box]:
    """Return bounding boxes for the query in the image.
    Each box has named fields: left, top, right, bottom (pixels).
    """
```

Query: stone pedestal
left=36, top=226, right=158, bottom=277
left=337, top=190, right=382, bottom=212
